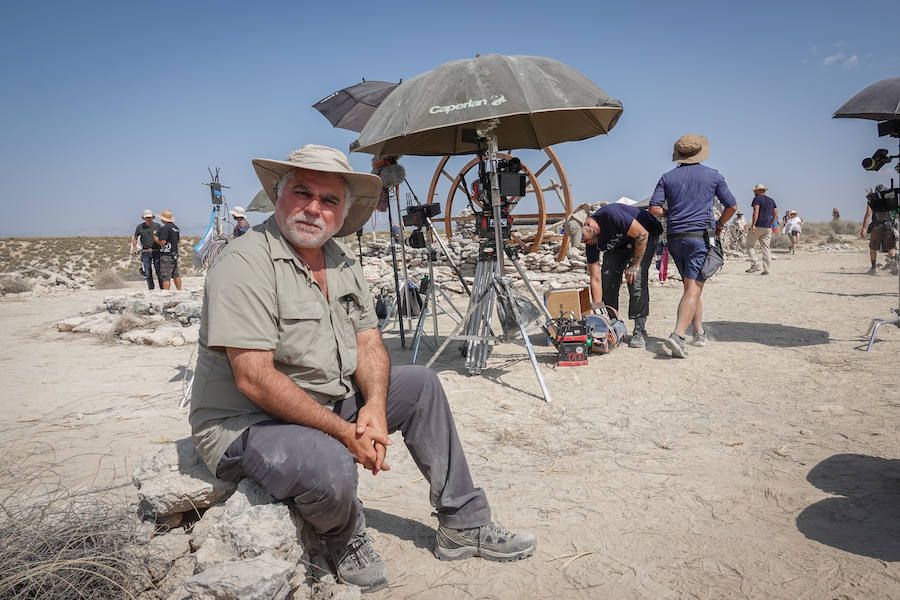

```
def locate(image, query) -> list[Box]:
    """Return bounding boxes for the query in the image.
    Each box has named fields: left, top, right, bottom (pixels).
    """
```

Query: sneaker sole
left=337, top=574, right=388, bottom=594
left=433, top=541, right=536, bottom=562
left=664, top=337, right=688, bottom=358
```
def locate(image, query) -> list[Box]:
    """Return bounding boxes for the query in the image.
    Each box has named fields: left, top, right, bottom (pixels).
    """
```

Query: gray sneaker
left=665, top=332, right=688, bottom=358
left=434, top=522, right=536, bottom=562
left=692, top=332, right=708, bottom=347
left=628, top=329, right=647, bottom=348
left=330, top=533, right=388, bottom=593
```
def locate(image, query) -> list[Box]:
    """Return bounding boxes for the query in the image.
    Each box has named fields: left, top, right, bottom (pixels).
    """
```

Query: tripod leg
left=411, top=298, right=430, bottom=363
left=498, top=277, right=552, bottom=402
left=379, top=296, right=398, bottom=333
left=509, top=253, right=554, bottom=322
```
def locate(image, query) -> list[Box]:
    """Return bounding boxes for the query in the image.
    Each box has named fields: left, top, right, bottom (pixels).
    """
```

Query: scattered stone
left=132, top=438, right=237, bottom=520
left=183, top=554, right=294, bottom=600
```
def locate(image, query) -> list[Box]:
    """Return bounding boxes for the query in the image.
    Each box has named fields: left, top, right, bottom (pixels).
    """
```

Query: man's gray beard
left=280, top=215, right=340, bottom=249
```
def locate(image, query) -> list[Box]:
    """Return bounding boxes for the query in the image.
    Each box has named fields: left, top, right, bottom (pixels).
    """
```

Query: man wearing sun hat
left=648, top=134, right=737, bottom=358
left=130, top=209, right=163, bottom=290
left=189, top=145, right=535, bottom=593
left=153, top=209, right=182, bottom=290
left=745, top=184, right=778, bottom=274
left=230, top=205, right=251, bottom=238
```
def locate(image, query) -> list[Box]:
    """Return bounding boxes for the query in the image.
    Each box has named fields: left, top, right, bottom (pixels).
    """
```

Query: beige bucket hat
left=672, top=134, right=709, bottom=164
left=230, top=206, right=246, bottom=219
left=252, top=144, right=383, bottom=237
left=157, top=209, right=175, bottom=222
left=753, top=184, right=768, bottom=192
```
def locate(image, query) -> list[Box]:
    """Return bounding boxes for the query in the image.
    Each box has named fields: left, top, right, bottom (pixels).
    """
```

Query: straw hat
left=157, top=209, right=175, bottom=223
left=753, top=184, right=768, bottom=192
left=230, top=206, right=246, bottom=219
left=672, top=134, right=709, bottom=164
left=252, top=145, right=382, bottom=237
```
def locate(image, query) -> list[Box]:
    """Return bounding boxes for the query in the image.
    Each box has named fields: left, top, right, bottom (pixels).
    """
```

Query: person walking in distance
left=648, top=134, right=737, bottom=358
left=154, top=210, right=182, bottom=290
left=746, top=184, right=778, bottom=274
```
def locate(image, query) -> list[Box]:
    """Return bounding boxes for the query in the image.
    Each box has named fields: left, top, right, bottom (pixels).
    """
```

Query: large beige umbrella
left=350, top=54, right=622, bottom=156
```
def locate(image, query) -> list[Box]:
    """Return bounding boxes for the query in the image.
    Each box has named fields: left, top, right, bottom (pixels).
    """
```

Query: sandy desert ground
left=1, top=239, right=899, bottom=599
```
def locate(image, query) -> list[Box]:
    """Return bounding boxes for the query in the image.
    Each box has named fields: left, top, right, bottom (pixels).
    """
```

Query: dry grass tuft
left=0, top=443, right=156, bottom=599
left=93, top=268, right=126, bottom=290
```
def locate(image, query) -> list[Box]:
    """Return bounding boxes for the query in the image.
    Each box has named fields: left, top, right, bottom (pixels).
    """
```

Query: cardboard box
left=543, top=287, right=591, bottom=320
left=544, top=288, right=592, bottom=339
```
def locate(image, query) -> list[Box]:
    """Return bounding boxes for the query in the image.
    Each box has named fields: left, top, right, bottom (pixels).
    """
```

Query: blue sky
left=1, top=0, right=898, bottom=237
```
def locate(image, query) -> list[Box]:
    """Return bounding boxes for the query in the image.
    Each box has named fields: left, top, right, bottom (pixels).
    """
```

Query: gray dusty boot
left=629, top=318, right=647, bottom=348
left=434, top=522, right=536, bottom=562
left=330, top=533, right=388, bottom=593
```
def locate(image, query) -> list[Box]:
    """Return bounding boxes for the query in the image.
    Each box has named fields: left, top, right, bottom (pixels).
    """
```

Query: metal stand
left=864, top=137, right=900, bottom=351
left=424, top=122, right=553, bottom=402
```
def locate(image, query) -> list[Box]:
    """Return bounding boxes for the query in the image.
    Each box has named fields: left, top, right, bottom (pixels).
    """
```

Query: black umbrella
left=313, top=80, right=400, bottom=133
left=350, top=54, right=622, bottom=156
left=833, top=77, right=900, bottom=121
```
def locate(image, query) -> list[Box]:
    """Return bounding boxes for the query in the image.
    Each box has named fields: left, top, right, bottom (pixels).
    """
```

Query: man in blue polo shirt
left=746, top=184, right=778, bottom=274
left=566, top=202, right=663, bottom=348
left=649, top=134, right=737, bottom=358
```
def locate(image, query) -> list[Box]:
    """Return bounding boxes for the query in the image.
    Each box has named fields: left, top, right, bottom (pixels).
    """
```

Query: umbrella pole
left=394, top=185, right=413, bottom=334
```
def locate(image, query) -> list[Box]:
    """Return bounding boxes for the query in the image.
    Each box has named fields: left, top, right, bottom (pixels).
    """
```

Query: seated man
left=566, top=202, right=662, bottom=348
left=189, top=145, right=535, bottom=593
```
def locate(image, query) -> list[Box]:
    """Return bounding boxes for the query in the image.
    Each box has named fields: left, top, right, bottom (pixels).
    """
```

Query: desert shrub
left=829, top=219, right=859, bottom=235
left=770, top=234, right=791, bottom=249
left=825, top=231, right=841, bottom=243
left=93, top=268, right=125, bottom=290
left=0, top=275, right=33, bottom=294
left=0, top=444, right=155, bottom=599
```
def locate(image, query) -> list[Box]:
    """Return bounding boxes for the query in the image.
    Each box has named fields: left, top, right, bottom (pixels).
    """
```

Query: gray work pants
left=216, top=365, right=491, bottom=550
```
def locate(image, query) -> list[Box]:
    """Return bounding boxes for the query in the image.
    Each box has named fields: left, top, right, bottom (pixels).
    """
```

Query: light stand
left=424, top=120, right=553, bottom=402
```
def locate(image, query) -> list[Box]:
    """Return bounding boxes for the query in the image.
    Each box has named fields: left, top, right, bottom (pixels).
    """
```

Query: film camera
left=866, top=185, right=900, bottom=212
left=402, top=203, right=441, bottom=249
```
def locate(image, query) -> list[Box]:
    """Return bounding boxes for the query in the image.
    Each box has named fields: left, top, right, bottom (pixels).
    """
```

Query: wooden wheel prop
left=425, top=147, right=575, bottom=261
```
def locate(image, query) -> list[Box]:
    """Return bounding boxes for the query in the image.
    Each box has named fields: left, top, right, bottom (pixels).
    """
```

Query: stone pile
left=131, top=439, right=359, bottom=600
left=0, top=265, right=86, bottom=296
left=56, top=289, right=202, bottom=346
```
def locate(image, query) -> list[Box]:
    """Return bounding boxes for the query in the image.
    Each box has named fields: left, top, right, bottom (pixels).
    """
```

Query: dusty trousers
left=215, top=364, right=491, bottom=550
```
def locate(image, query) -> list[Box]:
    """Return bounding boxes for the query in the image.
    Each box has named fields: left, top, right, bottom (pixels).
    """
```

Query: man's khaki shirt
left=189, top=217, right=378, bottom=474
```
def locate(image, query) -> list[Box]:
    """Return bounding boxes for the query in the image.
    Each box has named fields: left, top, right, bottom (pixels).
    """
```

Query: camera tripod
left=424, top=121, right=554, bottom=402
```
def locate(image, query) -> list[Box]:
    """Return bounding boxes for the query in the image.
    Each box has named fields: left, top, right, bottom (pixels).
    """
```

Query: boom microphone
left=372, top=155, right=406, bottom=188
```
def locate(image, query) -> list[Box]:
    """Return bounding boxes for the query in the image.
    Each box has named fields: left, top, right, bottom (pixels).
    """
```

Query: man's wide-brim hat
left=672, top=134, right=709, bottom=164
left=753, top=184, right=768, bottom=192
left=157, top=209, right=175, bottom=222
left=252, top=144, right=383, bottom=237
left=230, top=206, right=246, bottom=219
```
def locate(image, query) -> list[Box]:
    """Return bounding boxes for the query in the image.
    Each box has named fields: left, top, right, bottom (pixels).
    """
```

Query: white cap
left=142, top=209, right=153, bottom=218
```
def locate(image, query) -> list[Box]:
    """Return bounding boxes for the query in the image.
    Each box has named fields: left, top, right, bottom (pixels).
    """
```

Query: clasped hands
left=343, top=403, right=392, bottom=476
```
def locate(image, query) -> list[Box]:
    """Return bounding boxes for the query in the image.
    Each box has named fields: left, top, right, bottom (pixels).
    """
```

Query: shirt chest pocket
left=276, top=300, right=329, bottom=365
left=334, top=292, right=364, bottom=336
